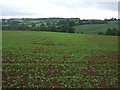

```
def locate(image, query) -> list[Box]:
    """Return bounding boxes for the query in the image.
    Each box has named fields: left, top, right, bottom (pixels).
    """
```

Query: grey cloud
left=54, top=1, right=118, bottom=11
left=94, top=2, right=118, bottom=11
left=0, top=4, right=40, bottom=16
left=2, top=9, right=39, bottom=16
left=53, top=1, right=92, bottom=8
left=0, top=1, right=118, bottom=18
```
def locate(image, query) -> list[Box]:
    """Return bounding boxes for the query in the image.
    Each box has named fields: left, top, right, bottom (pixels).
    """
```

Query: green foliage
left=2, top=18, right=76, bottom=33
left=98, top=28, right=120, bottom=36
left=40, top=24, right=47, bottom=31
left=77, top=20, right=107, bottom=25
left=98, top=32, right=104, bottom=35
left=106, top=28, right=120, bottom=36
left=31, top=23, right=36, bottom=27
left=57, top=25, right=75, bottom=33
left=67, top=26, right=75, bottom=33
left=48, top=24, right=57, bottom=32
left=2, top=23, right=30, bottom=30
left=81, top=32, right=83, bottom=34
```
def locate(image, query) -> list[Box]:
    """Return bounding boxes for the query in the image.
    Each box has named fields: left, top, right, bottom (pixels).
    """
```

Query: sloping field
left=74, top=21, right=118, bottom=34
left=2, top=31, right=119, bottom=88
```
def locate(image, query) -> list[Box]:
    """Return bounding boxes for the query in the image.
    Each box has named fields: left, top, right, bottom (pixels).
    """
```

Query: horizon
left=1, top=17, right=118, bottom=20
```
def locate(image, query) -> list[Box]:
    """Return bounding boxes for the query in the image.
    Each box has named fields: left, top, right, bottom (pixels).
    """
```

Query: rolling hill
left=74, top=21, right=118, bottom=34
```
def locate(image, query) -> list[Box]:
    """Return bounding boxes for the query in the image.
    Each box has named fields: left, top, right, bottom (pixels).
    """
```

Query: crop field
left=74, top=21, right=118, bottom=34
left=2, top=31, right=119, bottom=88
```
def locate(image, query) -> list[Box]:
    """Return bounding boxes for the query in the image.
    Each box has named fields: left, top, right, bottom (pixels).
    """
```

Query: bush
left=106, top=28, right=120, bottom=36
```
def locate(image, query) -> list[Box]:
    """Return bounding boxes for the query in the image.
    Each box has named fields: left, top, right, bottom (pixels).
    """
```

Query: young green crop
left=2, top=31, right=119, bottom=88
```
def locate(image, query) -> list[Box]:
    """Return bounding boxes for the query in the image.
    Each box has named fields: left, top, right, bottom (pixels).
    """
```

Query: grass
left=2, top=31, right=119, bottom=88
left=74, top=21, right=118, bottom=34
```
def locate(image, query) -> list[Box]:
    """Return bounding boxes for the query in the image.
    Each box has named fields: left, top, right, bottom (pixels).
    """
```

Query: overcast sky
left=0, top=0, right=119, bottom=19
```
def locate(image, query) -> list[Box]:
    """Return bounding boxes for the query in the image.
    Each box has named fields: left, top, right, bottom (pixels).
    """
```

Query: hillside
left=2, top=31, right=119, bottom=88
left=74, top=21, right=118, bottom=34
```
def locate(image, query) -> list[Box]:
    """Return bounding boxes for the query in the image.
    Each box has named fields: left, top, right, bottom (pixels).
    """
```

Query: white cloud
left=0, top=0, right=118, bottom=19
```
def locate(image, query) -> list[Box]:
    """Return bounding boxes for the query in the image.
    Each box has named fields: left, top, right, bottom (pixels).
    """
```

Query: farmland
left=2, top=18, right=118, bottom=35
left=2, top=31, right=119, bottom=88
left=74, top=21, right=118, bottom=34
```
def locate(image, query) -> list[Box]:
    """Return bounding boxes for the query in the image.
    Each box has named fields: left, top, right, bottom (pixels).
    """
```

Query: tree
left=68, top=20, right=75, bottom=26
left=106, top=28, right=111, bottom=35
left=81, top=32, right=83, bottom=34
left=106, top=28, right=120, bottom=36
left=59, top=25, right=67, bottom=32
left=40, top=23, right=47, bottom=31
left=67, top=26, right=75, bottom=33
left=34, top=26, right=40, bottom=31
left=48, top=25, right=57, bottom=32
left=98, top=32, right=104, bottom=35
left=8, top=23, right=29, bottom=30
left=31, top=23, right=35, bottom=27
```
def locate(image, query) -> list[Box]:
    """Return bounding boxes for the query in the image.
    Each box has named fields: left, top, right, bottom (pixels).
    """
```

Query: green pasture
left=74, top=21, right=118, bottom=34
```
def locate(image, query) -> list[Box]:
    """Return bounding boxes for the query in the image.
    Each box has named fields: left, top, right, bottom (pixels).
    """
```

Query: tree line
left=3, top=17, right=114, bottom=26
left=98, top=28, right=120, bottom=36
left=2, top=19, right=76, bottom=33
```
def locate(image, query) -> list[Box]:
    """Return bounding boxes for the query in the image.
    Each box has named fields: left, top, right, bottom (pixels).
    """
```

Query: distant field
left=3, top=21, right=118, bottom=35
left=74, top=21, right=118, bottom=34
left=2, top=31, right=119, bottom=88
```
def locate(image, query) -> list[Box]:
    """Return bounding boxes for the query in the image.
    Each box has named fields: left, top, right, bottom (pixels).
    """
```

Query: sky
left=0, top=0, right=119, bottom=19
